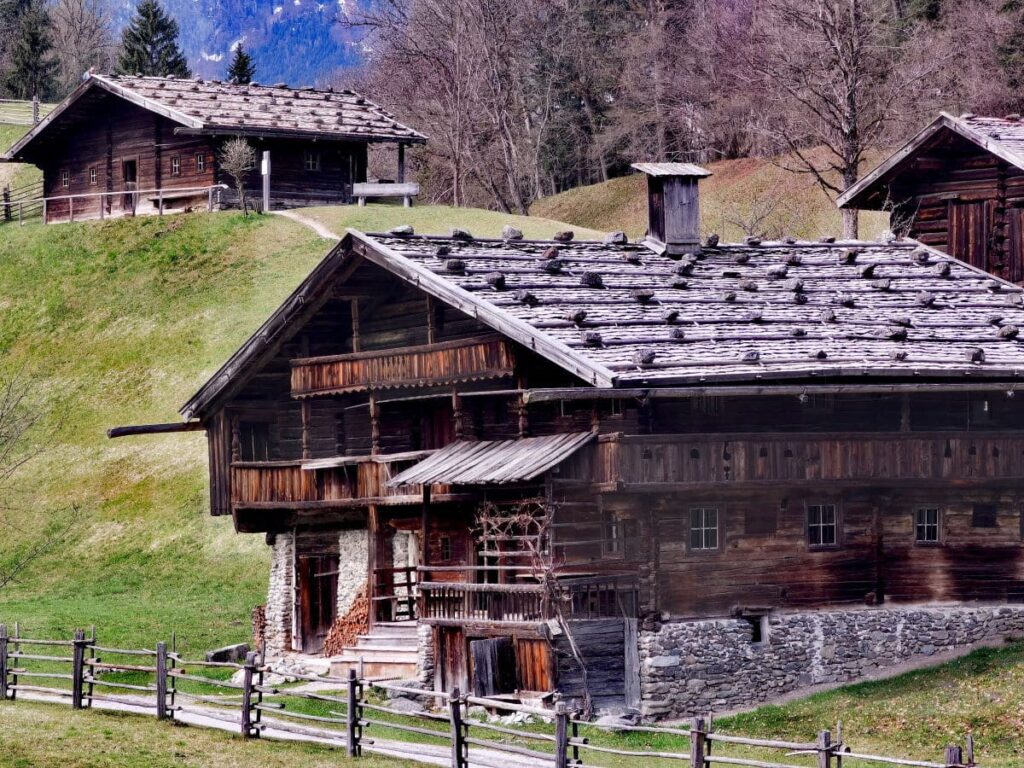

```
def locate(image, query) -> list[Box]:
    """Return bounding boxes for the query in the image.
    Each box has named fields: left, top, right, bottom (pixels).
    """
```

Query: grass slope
left=531, top=153, right=890, bottom=243
left=0, top=123, right=40, bottom=192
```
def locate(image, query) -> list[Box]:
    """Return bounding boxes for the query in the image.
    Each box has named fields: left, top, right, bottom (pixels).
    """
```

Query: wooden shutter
left=948, top=200, right=990, bottom=271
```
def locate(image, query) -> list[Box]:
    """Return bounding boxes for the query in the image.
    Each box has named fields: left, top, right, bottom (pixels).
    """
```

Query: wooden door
left=297, top=554, right=339, bottom=654
left=436, top=627, right=469, bottom=693
left=1006, top=205, right=1024, bottom=284
left=470, top=637, right=517, bottom=697
left=948, top=200, right=991, bottom=271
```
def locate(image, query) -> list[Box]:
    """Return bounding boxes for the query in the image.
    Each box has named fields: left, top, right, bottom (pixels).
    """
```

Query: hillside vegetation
left=531, top=154, right=890, bottom=244
left=0, top=123, right=40, bottom=193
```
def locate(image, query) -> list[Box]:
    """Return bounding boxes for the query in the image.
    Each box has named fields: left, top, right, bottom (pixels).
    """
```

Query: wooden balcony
left=291, top=336, right=515, bottom=398
left=566, top=431, right=1024, bottom=490
left=230, top=452, right=456, bottom=509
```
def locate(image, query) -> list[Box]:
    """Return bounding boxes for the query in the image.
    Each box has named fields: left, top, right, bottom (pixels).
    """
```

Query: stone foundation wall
left=264, top=532, right=295, bottom=655
left=640, top=604, right=1024, bottom=718
left=337, top=529, right=368, bottom=618
left=417, top=622, right=435, bottom=686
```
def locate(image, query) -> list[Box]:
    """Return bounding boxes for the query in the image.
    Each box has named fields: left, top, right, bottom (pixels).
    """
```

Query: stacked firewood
left=251, top=604, right=267, bottom=651
left=323, top=581, right=369, bottom=656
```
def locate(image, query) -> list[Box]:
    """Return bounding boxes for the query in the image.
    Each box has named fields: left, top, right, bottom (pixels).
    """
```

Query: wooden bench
left=353, top=182, right=420, bottom=208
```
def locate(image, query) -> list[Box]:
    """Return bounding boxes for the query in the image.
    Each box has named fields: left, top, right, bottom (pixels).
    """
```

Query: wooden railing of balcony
left=372, top=565, right=418, bottom=623
left=290, top=335, right=515, bottom=397
left=566, top=431, right=1024, bottom=489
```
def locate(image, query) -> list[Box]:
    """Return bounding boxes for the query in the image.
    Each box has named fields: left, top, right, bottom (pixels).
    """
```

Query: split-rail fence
left=0, top=623, right=979, bottom=768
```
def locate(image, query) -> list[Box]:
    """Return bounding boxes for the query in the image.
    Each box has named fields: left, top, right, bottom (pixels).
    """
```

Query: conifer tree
left=3, top=0, right=56, bottom=100
left=227, top=43, right=255, bottom=85
left=115, top=0, right=190, bottom=78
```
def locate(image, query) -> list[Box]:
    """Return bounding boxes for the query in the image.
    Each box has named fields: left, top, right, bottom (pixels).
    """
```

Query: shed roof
left=4, top=74, right=425, bottom=161
left=386, top=433, right=595, bottom=486
left=631, top=162, right=712, bottom=178
left=838, top=112, right=1024, bottom=209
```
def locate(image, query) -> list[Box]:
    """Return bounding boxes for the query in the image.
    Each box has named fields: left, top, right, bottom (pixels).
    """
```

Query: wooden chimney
left=632, top=162, right=712, bottom=257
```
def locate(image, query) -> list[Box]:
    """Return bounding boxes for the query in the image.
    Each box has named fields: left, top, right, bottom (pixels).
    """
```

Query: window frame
left=913, top=505, right=942, bottom=546
left=806, top=501, right=840, bottom=550
left=88, top=167, right=97, bottom=185
left=237, top=420, right=271, bottom=463
left=195, top=153, right=206, bottom=172
left=170, top=155, right=181, bottom=176
left=687, top=505, right=721, bottom=553
left=60, top=169, right=70, bottom=188
left=304, top=151, right=321, bottom=172
left=439, top=535, right=452, bottom=562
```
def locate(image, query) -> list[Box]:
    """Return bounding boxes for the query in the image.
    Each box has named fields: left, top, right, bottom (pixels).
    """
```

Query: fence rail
left=0, top=622, right=980, bottom=768
left=0, top=98, right=55, bottom=126
left=0, top=183, right=228, bottom=225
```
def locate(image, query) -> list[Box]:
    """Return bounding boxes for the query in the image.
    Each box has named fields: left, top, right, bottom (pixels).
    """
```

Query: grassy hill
left=0, top=123, right=40, bottom=193
left=531, top=153, right=890, bottom=243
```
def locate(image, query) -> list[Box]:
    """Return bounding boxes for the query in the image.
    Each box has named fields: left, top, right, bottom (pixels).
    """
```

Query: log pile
left=323, top=581, right=369, bottom=656
left=251, top=604, right=267, bottom=651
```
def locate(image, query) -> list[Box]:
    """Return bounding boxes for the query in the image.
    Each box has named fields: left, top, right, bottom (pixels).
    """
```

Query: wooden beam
left=106, top=422, right=203, bottom=438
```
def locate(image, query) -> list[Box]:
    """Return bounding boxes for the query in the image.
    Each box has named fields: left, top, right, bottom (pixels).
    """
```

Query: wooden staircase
left=329, top=622, right=419, bottom=680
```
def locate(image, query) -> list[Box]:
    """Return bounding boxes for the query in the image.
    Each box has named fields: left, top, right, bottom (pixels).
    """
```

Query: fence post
left=241, top=651, right=257, bottom=737
left=945, top=745, right=963, bottom=768
left=555, top=701, right=569, bottom=768
left=346, top=668, right=361, bottom=757
left=155, top=642, right=167, bottom=720
left=32, top=96, right=39, bottom=124
left=3, top=185, right=10, bottom=222
left=0, top=624, right=8, bottom=701
left=966, top=734, right=975, bottom=767
left=448, top=686, right=466, bottom=768
left=690, top=716, right=706, bottom=768
left=817, top=731, right=833, bottom=768
left=71, top=629, right=86, bottom=709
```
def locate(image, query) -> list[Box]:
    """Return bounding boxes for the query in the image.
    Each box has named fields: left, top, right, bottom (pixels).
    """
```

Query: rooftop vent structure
left=632, top=162, right=712, bottom=257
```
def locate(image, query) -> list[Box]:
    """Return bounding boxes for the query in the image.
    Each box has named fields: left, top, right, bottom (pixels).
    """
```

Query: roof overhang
left=838, top=112, right=1024, bottom=210
left=387, top=432, right=595, bottom=486
left=173, top=126, right=428, bottom=144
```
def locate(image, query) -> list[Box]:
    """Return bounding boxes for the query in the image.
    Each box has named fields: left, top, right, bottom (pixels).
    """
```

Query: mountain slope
left=531, top=154, right=890, bottom=243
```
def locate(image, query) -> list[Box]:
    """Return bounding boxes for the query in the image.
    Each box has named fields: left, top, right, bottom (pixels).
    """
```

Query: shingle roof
left=360, top=230, right=1024, bottom=386
left=4, top=74, right=424, bottom=161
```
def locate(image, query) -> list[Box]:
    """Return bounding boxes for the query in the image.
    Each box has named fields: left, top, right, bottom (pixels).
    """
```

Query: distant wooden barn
left=840, top=112, right=1024, bottom=283
left=116, top=164, right=1024, bottom=718
left=1, top=74, right=426, bottom=223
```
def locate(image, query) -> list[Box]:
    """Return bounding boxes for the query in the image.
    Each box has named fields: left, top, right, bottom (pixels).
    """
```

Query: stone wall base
left=640, top=604, right=1024, bottom=719
left=417, top=622, right=435, bottom=686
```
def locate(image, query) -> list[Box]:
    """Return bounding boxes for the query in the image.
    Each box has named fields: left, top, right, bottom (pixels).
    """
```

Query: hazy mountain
left=107, top=0, right=366, bottom=86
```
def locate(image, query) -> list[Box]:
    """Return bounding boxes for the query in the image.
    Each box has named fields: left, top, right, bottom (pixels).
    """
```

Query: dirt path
left=272, top=209, right=342, bottom=241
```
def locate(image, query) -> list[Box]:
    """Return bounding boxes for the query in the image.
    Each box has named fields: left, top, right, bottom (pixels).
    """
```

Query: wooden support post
left=2, top=185, right=10, bottom=221
left=0, top=624, right=8, bottom=701
left=449, top=687, right=467, bottom=768
left=32, top=95, right=39, bottom=124
left=426, top=296, right=436, bottom=344
left=351, top=299, right=362, bottom=352
left=301, top=400, right=312, bottom=461
left=158, top=190, right=164, bottom=215
left=346, top=668, right=360, bottom=757
left=41, top=198, right=46, bottom=225
left=421, top=486, right=431, bottom=571
left=369, top=393, right=380, bottom=455
left=86, top=626, right=96, bottom=709
left=570, top=718, right=581, bottom=766
left=241, top=651, right=257, bottom=737
left=554, top=701, right=569, bottom=768
left=99, top=193, right=104, bottom=220
left=10, top=623, right=18, bottom=700
left=71, top=629, right=86, bottom=709
left=155, top=641, right=168, bottom=720
left=817, top=730, right=832, bottom=768
left=966, top=734, right=974, bottom=767
left=208, top=186, right=214, bottom=212
left=945, top=745, right=963, bottom=768
left=690, top=716, right=706, bottom=768
left=262, top=151, right=271, bottom=214
left=452, top=390, right=466, bottom=440
left=397, top=143, right=406, bottom=183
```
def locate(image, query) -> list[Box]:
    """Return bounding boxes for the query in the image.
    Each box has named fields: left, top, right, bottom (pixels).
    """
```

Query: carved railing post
left=346, top=668, right=361, bottom=756
left=71, top=629, right=86, bottom=709
left=155, top=642, right=168, bottom=720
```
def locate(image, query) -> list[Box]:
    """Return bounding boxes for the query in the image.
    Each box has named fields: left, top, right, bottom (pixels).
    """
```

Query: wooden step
left=336, top=648, right=418, bottom=664
left=351, top=642, right=417, bottom=653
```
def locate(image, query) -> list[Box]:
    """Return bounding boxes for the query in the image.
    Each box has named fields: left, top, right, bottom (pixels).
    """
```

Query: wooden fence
left=1, top=179, right=44, bottom=224
left=0, top=622, right=979, bottom=768
left=0, top=98, right=54, bottom=126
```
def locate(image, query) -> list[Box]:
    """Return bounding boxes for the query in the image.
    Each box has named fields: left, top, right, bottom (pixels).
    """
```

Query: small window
left=914, top=506, right=941, bottom=543
left=742, top=613, right=769, bottom=645
left=196, top=153, right=206, bottom=172
left=972, top=503, right=998, bottom=528
left=689, top=506, right=719, bottom=551
left=171, top=156, right=181, bottom=176
left=602, top=509, right=622, bottom=555
left=807, top=503, right=838, bottom=548
left=60, top=169, right=70, bottom=187
left=89, top=167, right=97, bottom=185
left=238, top=421, right=271, bottom=462
left=439, top=535, right=452, bottom=562
left=304, top=151, right=321, bottom=172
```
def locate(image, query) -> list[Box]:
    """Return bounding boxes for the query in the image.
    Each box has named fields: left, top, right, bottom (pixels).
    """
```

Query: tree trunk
left=842, top=207, right=859, bottom=240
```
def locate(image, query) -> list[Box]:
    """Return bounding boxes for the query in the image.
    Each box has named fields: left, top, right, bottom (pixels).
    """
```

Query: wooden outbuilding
left=840, top=111, right=1024, bottom=283
left=1, top=74, right=426, bottom=223
left=118, top=165, right=1024, bottom=715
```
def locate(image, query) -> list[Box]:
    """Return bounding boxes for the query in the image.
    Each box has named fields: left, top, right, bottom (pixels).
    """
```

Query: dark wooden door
left=297, top=554, right=339, bottom=654
left=470, top=637, right=517, bottom=697
left=437, top=627, right=469, bottom=693
left=948, top=200, right=991, bottom=271
left=1006, top=206, right=1024, bottom=284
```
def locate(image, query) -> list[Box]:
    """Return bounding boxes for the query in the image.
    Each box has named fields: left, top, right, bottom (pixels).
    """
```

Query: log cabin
left=840, top=111, right=1024, bottom=284
left=116, top=164, right=1024, bottom=718
left=1, top=74, right=426, bottom=223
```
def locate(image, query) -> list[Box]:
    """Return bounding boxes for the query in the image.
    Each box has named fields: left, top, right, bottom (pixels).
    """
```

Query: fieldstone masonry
left=336, top=529, right=368, bottom=619
left=417, top=621, right=435, bottom=685
left=264, top=532, right=295, bottom=654
left=640, top=604, right=1024, bottom=718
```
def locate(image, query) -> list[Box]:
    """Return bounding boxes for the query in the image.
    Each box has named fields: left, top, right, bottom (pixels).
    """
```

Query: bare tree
left=219, top=138, right=256, bottom=215
left=0, top=371, right=79, bottom=592
left=745, top=0, right=949, bottom=239
left=49, top=0, right=114, bottom=96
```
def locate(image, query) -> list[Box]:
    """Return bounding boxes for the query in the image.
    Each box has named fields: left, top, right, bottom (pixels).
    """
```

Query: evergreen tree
left=227, top=43, right=255, bottom=85
left=999, top=0, right=1024, bottom=95
left=115, top=0, right=190, bottom=78
left=3, top=0, right=56, bottom=100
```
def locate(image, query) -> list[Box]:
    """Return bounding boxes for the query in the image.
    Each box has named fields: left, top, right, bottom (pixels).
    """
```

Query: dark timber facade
left=125, top=166, right=1024, bottom=717
left=2, top=75, right=425, bottom=223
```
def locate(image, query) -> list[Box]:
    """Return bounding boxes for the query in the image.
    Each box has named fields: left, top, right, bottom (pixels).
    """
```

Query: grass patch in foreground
left=0, top=699, right=415, bottom=768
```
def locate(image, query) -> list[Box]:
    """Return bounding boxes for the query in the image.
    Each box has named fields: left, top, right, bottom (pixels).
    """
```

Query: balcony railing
left=290, top=336, right=515, bottom=397
left=230, top=451, right=449, bottom=508
left=417, top=570, right=638, bottom=625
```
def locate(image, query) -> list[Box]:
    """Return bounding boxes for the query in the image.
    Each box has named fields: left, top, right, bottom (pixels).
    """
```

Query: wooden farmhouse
left=1, top=74, right=425, bottom=224
left=840, top=111, right=1024, bottom=284
left=118, top=165, right=1024, bottom=718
